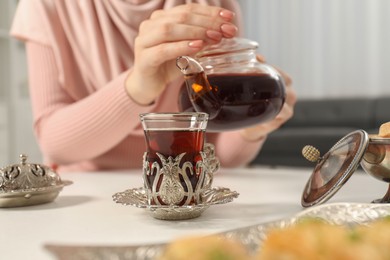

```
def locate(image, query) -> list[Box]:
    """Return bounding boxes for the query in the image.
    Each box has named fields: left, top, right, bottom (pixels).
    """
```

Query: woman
left=11, top=0, right=296, bottom=172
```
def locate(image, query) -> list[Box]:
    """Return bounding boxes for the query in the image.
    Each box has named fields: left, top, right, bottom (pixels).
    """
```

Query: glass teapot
left=176, top=37, right=286, bottom=132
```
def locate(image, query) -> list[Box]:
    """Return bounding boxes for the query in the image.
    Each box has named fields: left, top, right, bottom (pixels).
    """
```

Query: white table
left=1, top=166, right=385, bottom=259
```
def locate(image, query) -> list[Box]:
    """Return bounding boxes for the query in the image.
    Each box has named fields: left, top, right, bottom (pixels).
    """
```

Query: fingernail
left=221, top=24, right=238, bottom=37
left=188, top=40, right=204, bottom=48
left=206, top=30, right=222, bottom=41
left=256, top=54, right=266, bottom=63
left=220, top=10, right=235, bottom=20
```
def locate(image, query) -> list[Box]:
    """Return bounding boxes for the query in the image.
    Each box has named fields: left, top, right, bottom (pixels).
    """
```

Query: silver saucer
left=113, top=187, right=239, bottom=220
left=0, top=180, right=73, bottom=207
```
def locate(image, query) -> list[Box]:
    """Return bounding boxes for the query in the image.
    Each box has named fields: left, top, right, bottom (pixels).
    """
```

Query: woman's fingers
left=134, top=39, right=205, bottom=73
left=239, top=65, right=297, bottom=141
left=148, top=9, right=233, bottom=31
left=150, top=3, right=235, bottom=22
left=128, top=3, right=238, bottom=104
left=273, top=65, right=293, bottom=88
left=138, top=15, right=237, bottom=48
left=138, top=3, right=237, bottom=47
left=135, top=3, right=238, bottom=71
left=271, top=72, right=297, bottom=127
left=138, top=23, right=221, bottom=47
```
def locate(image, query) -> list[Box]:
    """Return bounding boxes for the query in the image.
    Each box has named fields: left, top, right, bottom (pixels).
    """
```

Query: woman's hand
left=240, top=65, right=297, bottom=142
left=126, top=3, right=238, bottom=105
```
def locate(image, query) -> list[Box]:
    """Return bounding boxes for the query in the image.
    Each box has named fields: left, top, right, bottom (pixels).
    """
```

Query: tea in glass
left=140, top=112, right=209, bottom=206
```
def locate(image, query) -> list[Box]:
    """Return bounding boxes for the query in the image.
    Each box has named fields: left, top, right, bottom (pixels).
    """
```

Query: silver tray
left=45, top=202, right=390, bottom=260
left=112, top=186, right=239, bottom=220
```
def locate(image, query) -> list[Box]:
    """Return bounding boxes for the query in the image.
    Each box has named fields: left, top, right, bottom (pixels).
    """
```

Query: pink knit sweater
left=11, top=0, right=264, bottom=172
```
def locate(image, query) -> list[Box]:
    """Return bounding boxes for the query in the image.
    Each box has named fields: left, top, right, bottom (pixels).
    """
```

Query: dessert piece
left=158, top=234, right=251, bottom=260
left=379, top=122, right=390, bottom=137
left=256, top=217, right=390, bottom=260
left=256, top=219, right=349, bottom=260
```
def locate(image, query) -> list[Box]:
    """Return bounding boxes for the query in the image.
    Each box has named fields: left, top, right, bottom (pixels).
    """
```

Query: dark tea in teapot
left=178, top=71, right=285, bottom=132
left=177, top=38, right=286, bottom=132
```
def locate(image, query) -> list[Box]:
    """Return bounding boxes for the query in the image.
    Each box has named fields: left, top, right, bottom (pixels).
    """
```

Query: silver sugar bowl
left=0, top=154, right=72, bottom=207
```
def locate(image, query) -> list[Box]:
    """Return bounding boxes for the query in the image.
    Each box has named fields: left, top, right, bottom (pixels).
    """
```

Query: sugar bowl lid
left=0, top=154, right=72, bottom=207
left=301, top=130, right=369, bottom=207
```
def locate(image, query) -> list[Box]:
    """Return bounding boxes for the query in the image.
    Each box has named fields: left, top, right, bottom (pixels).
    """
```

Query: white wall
left=238, top=0, right=390, bottom=99
left=0, top=0, right=41, bottom=165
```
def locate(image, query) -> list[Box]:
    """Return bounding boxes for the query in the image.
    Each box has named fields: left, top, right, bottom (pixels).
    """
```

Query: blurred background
left=0, top=0, right=389, bottom=165
left=239, top=0, right=390, bottom=98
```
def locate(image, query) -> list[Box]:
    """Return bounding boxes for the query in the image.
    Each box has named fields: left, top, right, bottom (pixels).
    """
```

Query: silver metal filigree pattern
left=156, top=152, right=187, bottom=205
left=114, top=143, right=236, bottom=220
left=0, top=154, right=61, bottom=192
left=0, top=154, right=72, bottom=207
left=142, top=143, right=219, bottom=207
left=113, top=186, right=239, bottom=220
left=202, top=143, right=220, bottom=189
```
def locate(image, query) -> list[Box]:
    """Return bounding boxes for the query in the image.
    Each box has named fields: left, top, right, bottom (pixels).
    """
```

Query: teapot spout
left=176, top=56, right=221, bottom=120
left=176, top=56, right=204, bottom=75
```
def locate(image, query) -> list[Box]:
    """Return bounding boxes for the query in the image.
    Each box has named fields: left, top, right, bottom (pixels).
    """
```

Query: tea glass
left=139, top=112, right=211, bottom=207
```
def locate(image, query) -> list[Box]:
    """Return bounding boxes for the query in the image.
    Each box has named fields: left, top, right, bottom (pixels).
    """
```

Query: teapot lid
left=195, top=38, right=258, bottom=58
left=301, top=130, right=369, bottom=207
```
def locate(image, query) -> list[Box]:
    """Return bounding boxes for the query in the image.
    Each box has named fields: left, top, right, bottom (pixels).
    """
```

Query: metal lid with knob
left=301, top=130, right=369, bottom=207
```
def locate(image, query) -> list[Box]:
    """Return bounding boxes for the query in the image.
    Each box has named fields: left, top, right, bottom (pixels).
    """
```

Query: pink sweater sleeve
left=26, top=42, right=154, bottom=164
